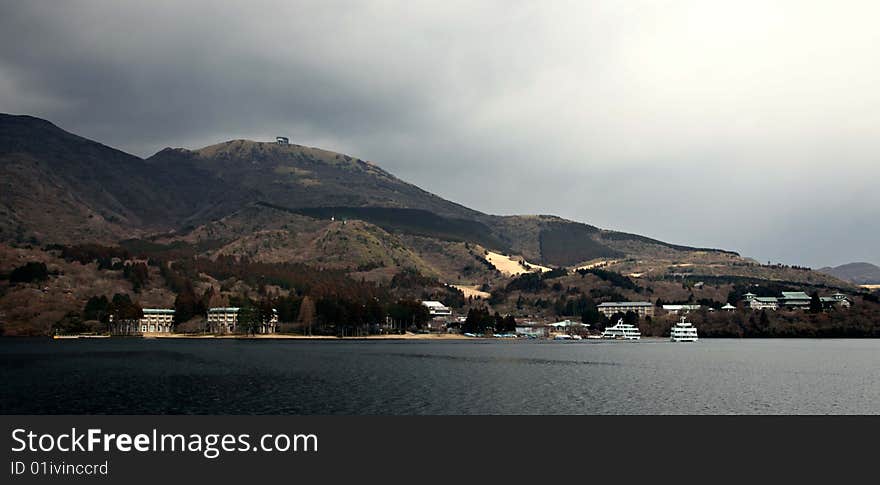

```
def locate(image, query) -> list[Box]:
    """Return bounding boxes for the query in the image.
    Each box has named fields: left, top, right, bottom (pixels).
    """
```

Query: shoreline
left=26, top=334, right=880, bottom=341
left=48, top=332, right=477, bottom=341
left=156, top=333, right=474, bottom=340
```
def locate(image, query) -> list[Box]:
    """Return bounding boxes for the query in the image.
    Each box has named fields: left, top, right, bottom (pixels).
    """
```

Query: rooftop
left=597, top=301, right=653, bottom=307
left=548, top=320, right=589, bottom=327
left=662, top=304, right=702, bottom=310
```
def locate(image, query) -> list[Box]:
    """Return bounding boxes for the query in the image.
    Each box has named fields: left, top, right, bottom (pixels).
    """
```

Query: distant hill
left=818, top=262, right=880, bottom=285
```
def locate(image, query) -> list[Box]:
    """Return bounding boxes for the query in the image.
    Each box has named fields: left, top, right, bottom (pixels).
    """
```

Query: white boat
left=553, top=334, right=573, bottom=340
left=601, top=319, right=641, bottom=340
left=670, top=316, right=699, bottom=342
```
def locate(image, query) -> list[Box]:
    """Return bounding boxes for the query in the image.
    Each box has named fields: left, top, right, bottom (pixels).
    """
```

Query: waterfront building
left=662, top=304, right=703, bottom=315
left=140, top=308, right=175, bottom=334
left=515, top=322, right=550, bottom=338
left=548, top=320, right=589, bottom=332
left=421, top=301, right=452, bottom=317
left=596, top=301, right=655, bottom=318
left=110, top=308, right=175, bottom=335
left=421, top=301, right=453, bottom=332
left=207, top=307, right=278, bottom=334
left=110, top=318, right=138, bottom=336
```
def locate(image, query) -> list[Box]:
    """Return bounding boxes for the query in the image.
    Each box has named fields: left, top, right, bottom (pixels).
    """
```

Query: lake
left=2, top=338, right=879, bottom=414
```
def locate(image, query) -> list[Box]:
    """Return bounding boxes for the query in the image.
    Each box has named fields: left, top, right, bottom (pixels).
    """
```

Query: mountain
left=0, top=114, right=163, bottom=243
left=818, top=262, right=880, bottom=285
left=146, top=139, right=483, bottom=221
left=0, top=113, right=851, bottom=289
left=3, top=113, right=868, bottom=337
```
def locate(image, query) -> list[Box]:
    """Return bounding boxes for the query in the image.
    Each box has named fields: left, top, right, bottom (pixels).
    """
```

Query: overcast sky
left=1, top=0, right=878, bottom=267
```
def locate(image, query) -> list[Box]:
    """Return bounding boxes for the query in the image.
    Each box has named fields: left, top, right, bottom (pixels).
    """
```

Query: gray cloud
left=1, top=0, right=878, bottom=267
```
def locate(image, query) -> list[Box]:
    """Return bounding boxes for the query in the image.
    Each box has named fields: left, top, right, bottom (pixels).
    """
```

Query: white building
left=110, top=308, right=175, bottom=335
left=421, top=301, right=452, bottom=317
left=748, top=297, right=779, bottom=311
left=746, top=296, right=779, bottom=310
left=548, top=320, right=590, bottom=335
left=140, top=308, right=175, bottom=334
left=207, top=307, right=278, bottom=334
left=515, top=322, right=550, bottom=338
left=721, top=303, right=736, bottom=312
left=597, top=301, right=655, bottom=318
left=662, top=304, right=703, bottom=315
left=743, top=292, right=778, bottom=310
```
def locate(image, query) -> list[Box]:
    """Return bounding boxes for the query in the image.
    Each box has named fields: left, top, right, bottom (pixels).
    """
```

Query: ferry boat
left=601, top=319, right=641, bottom=340
left=669, top=316, right=699, bottom=342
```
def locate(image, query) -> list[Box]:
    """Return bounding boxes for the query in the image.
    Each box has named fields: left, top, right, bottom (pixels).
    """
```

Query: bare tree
left=298, top=296, right=316, bottom=336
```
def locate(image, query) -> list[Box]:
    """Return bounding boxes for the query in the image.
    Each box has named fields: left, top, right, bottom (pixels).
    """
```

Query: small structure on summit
left=276, top=136, right=289, bottom=145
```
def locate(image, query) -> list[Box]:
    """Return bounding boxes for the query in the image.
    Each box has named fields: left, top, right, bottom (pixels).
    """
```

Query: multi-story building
left=421, top=301, right=453, bottom=332
left=820, top=292, right=852, bottom=309
left=779, top=292, right=811, bottom=310
left=743, top=291, right=852, bottom=311
left=745, top=295, right=779, bottom=310
left=207, top=307, right=278, bottom=334
left=596, top=301, right=655, bottom=318
left=421, top=301, right=452, bottom=317
left=110, top=308, right=175, bottom=335
left=141, top=308, right=175, bottom=334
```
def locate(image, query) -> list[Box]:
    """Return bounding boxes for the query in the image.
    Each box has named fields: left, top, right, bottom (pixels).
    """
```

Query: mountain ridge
left=0, top=113, right=811, bottom=283
left=818, top=262, right=880, bottom=285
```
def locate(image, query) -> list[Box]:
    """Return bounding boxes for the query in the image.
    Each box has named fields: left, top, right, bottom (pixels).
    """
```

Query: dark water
left=2, top=338, right=879, bottom=414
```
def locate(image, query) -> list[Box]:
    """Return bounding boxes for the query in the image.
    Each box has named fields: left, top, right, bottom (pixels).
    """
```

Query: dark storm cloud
left=1, top=0, right=878, bottom=267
